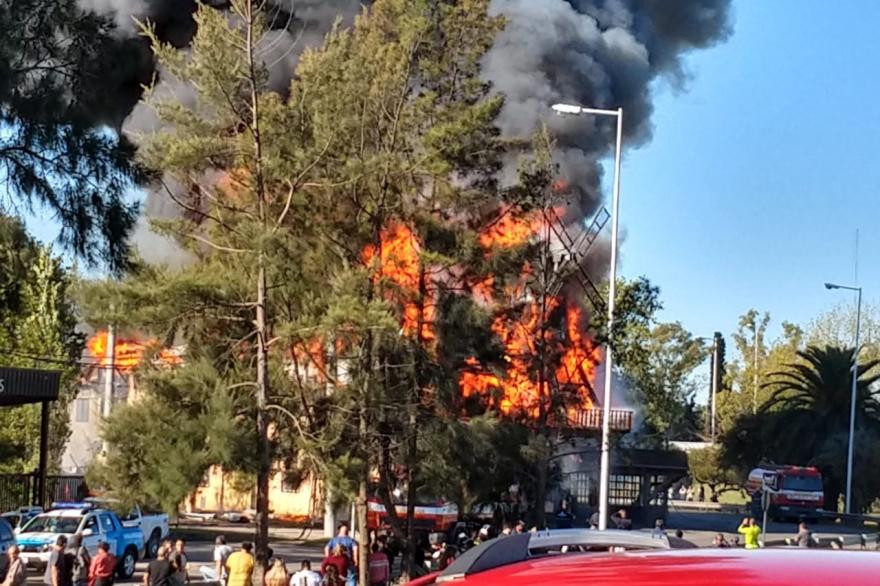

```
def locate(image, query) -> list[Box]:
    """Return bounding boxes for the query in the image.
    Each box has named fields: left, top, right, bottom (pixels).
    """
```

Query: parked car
left=17, top=504, right=144, bottom=578
left=84, top=497, right=169, bottom=558
left=408, top=529, right=880, bottom=586
left=0, top=507, right=43, bottom=533
left=0, top=517, right=16, bottom=579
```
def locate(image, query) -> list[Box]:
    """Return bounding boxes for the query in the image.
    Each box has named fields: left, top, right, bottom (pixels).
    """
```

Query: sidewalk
left=171, top=519, right=326, bottom=544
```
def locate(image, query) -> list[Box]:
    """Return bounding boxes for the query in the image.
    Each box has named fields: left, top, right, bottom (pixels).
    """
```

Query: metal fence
left=0, top=475, right=33, bottom=512
left=0, top=474, right=85, bottom=511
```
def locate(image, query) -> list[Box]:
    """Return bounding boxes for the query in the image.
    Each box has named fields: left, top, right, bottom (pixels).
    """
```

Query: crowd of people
left=198, top=523, right=389, bottom=586
left=0, top=511, right=827, bottom=586
left=0, top=533, right=120, bottom=586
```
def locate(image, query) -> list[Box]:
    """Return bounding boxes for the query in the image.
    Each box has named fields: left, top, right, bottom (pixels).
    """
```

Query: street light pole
left=552, top=103, right=623, bottom=530
left=752, top=323, right=761, bottom=414
left=824, top=282, right=863, bottom=514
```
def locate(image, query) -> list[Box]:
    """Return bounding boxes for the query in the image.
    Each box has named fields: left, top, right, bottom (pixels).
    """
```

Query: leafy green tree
left=590, top=276, right=663, bottom=372
left=624, top=322, right=706, bottom=448
left=82, top=2, right=511, bottom=580
left=0, top=216, right=83, bottom=472
left=81, top=0, right=331, bottom=560
left=87, top=362, right=253, bottom=513
left=687, top=445, right=742, bottom=502
left=722, top=345, right=880, bottom=511
left=808, top=302, right=880, bottom=364
left=717, top=311, right=804, bottom=436
left=0, top=0, right=151, bottom=268
left=288, top=1, right=511, bottom=576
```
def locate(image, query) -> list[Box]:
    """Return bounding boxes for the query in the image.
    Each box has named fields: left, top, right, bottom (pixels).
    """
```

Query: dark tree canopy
left=0, top=0, right=154, bottom=269
left=722, top=345, right=880, bottom=511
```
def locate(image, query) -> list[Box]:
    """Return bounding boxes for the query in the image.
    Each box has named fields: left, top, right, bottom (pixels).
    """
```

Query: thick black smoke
left=77, top=0, right=731, bottom=263
left=485, top=0, right=732, bottom=220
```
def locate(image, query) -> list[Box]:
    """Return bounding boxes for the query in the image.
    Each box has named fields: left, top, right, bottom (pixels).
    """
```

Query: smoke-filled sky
left=22, top=0, right=880, bottom=382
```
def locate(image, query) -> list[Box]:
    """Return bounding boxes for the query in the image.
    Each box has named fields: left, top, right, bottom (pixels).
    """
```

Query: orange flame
left=462, top=203, right=600, bottom=419
left=363, top=223, right=436, bottom=342
left=460, top=302, right=598, bottom=417
left=87, top=332, right=182, bottom=372
left=478, top=207, right=544, bottom=250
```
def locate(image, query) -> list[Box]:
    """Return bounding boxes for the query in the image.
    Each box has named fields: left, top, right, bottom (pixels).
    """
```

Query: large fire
left=87, top=331, right=183, bottom=372
left=460, top=206, right=600, bottom=418
left=363, top=222, right=436, bottom=342
left=479, top=207, right=545, bottom=250
left=349, top=205, right=601, bottom=422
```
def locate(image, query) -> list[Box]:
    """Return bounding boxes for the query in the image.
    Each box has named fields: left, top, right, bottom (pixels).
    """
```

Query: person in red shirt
left=88, top=542, right=117, bottom=586
left=368, top=544, right=390, bottom=586
left=322, top=544, right=349, bottom=582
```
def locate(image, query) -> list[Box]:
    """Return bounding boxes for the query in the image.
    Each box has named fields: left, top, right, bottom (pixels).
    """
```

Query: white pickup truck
left=84, top=498, right=169, bottom=558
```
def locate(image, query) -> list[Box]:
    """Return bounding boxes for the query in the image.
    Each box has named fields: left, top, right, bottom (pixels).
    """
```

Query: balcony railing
left=569, top=408, right=633, bottom=432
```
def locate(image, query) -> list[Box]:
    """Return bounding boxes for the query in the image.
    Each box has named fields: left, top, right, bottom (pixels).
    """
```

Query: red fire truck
left=746, top=465, right=824, bottom=520
left=366, top=498, right=458, bottom=533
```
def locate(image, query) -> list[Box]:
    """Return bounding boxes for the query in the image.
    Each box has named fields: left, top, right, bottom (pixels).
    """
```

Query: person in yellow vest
left=738, top=517, right=761, bottom=549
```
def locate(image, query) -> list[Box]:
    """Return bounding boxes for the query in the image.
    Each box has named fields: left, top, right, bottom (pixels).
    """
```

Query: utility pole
left=711, top=335, right=718, bottom=442
left=101, top=324, right=116, bottom=454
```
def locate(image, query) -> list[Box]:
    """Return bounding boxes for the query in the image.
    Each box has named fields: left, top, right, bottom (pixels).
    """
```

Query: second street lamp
left=824, top=281, right=862, bottom=515
left=552, top=102, right=623, bottom=530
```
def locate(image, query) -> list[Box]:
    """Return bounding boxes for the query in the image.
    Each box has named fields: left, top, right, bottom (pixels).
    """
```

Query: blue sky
left=618, top=0, right=878, bottom=349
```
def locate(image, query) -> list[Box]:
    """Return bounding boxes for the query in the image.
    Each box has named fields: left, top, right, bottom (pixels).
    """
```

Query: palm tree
left=758, top=345, right=880, bottom=510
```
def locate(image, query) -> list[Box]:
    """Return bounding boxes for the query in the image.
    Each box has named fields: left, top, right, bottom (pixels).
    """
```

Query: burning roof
left=86, top=331, right=183, bottom=373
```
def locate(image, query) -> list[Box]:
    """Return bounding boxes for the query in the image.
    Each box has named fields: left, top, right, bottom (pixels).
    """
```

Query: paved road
left=667, top=511, right=877, bottom=547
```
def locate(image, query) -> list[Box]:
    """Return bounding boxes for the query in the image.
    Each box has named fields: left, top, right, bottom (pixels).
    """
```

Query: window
left=83, top=516, right=98, bottom=534
left=199, top=470, right=211, bottom=488
left=74, top=399, right=90, bottom=423
left=608, top=474, right=641, bottom=506
left=783, top=475, right=823, bottom=492
left=0, top=519, right=13, bottom=541
left=281, top=476, right=296, bottom=493
left=99, top=514, right=115, bottom=534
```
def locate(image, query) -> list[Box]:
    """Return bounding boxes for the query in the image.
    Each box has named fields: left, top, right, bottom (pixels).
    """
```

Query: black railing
left=0, top=474, right=85, bottom=510
left=0, top=475, right=33, bottom=512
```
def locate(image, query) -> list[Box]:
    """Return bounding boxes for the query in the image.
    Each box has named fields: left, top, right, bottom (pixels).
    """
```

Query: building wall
left=187, top=465, right=319, bottom=523
left=60, top=370, right=131, bottom=475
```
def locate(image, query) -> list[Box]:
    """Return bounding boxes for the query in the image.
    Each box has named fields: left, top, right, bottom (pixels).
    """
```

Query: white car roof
left=42, top=509, right=90, bottom=518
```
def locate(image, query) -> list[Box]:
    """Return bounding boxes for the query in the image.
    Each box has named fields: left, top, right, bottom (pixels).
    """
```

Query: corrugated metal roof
left=0, top=367, right=61, bottom=405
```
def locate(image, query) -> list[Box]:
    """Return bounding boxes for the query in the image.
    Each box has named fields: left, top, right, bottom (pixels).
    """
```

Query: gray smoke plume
left=75, top=0, right=360, bottom=264
left=77, top=0, right=731, bottom=264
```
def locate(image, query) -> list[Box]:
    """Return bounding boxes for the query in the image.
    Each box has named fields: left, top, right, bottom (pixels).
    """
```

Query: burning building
left=56, top=0, right=731, bottom=524
left=60, top=331, right=184, bottom=474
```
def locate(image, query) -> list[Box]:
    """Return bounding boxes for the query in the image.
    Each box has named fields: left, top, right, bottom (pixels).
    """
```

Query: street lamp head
left=825, top=283, right=838, bottom=290
left=551, top=103, right=582, bottom=115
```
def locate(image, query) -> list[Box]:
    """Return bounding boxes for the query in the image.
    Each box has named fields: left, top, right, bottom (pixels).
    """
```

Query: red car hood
left=418, top=548, right=880, bottom=585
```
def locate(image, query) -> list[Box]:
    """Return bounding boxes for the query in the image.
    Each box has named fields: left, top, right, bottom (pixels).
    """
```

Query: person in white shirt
left=289, top=560, right=321, bottom=586
left=199, top=536, right=234, bottom=584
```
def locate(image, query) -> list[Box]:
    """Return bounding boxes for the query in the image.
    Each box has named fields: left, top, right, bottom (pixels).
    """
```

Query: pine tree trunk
left=533, top=438, right=548, bottom=529
left=357, top=409, right=370, bottom=586
left=404, top=417, right=417, bottom=580
left=255, top=262, right=271, bottom=564
left=244, top=0, right=271, bottom=566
